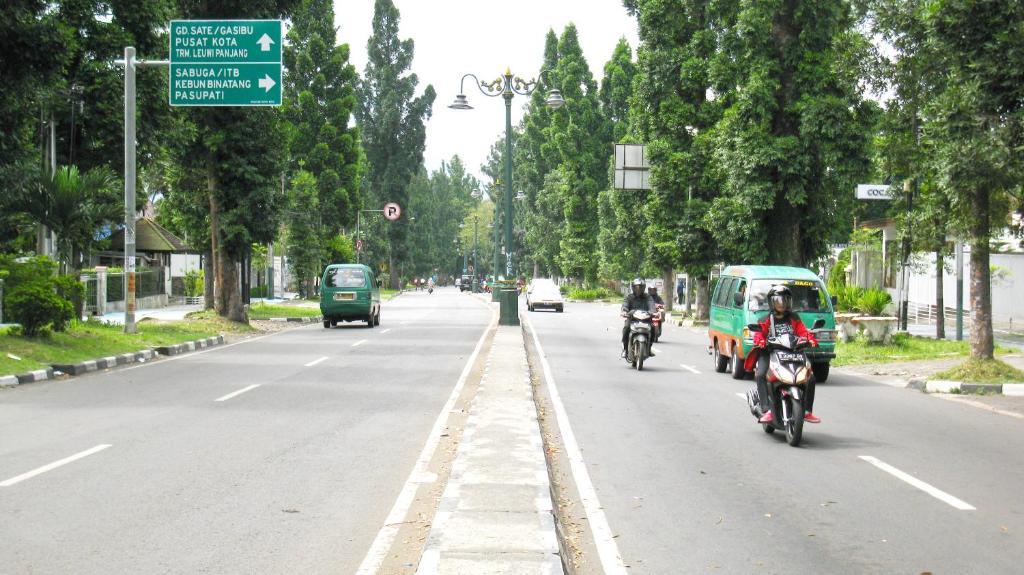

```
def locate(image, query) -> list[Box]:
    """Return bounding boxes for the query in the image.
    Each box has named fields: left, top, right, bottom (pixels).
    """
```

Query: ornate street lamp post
left=450, top=69, right=563, bottom=324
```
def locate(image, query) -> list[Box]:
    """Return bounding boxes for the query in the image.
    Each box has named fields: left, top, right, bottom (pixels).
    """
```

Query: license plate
left=777, top=352, right=804, bottom=362
left=334, top=292, right=355, bottom=301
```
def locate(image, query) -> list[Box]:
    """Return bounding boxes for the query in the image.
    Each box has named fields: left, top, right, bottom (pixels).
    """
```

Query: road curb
left=265, top=315, right=322, bottom=323
left=6, top=336, right=224, bottom=385
left=924, top=379, right=1024, bottom=395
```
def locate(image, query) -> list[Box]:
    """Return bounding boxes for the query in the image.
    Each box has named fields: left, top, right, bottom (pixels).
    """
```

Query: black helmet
left=767, top=285, right=792, bottom=314
left=630, top=278, right=646, bottom=297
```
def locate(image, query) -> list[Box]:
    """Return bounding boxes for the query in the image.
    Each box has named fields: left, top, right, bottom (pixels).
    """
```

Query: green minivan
left=320, top=264, right=381, bottom=328
left=708, top=265, right=837, bottom=381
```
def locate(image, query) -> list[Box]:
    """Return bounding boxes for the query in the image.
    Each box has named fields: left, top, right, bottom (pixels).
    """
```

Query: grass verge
left=933, top=358, right=1024, bottom=384
left=832, top=333, right=1015, bottom=367
left=246, top=302, right=322, bottom=319
left=0, top=317, right=234, bottom=376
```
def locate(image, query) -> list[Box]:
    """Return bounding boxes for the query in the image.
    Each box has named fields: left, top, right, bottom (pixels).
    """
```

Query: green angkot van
left=708, top=265, right=837, bottom=381
left=320, top=264, right=381, bottom=328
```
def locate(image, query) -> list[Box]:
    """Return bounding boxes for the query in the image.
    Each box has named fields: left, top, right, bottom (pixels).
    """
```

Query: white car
left=526, top=279, right=564, bottom=312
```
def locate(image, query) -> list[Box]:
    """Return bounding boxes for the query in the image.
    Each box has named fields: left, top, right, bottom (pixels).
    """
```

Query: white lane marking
left=735, top=393, right=747, bottom=400
left=680, top=364, right=701, bottom=374
left=352, top=339, right=368, bottom=348
left=1, top=444, right=112, bottom=487
left=525, top=315, right=628, bottom=575
left=859, top=456, right=976, bottom=511
left=355, top=308, right=498, bottom=575
left=215, top=384, right=261, bottom=402
left=380, top=328, right=391, bottom=334
left=304, top=356, right=328, bottom=367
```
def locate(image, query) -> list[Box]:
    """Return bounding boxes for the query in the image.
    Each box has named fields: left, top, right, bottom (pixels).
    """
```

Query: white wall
left=170, top=253, right=202, bottom=277
left=904, top=249, right=1023, bottom=328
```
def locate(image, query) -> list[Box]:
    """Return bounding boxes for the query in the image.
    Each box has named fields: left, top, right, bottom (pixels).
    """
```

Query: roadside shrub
left=184, top=269, right=204, bottom=297
left=835, top=285, right=863, bottom=312
left=6, top=281, right=74, bottom=336
left=857, top=288, right=892, bottom=316
left=53, top=274, right=85, bottom=327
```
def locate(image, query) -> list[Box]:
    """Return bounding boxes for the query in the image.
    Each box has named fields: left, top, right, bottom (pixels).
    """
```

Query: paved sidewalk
left=416, top=325, right=561, bottom=575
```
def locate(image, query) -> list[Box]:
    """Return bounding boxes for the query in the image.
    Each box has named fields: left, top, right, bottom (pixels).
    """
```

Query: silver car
left=526, top=279, right=564, bottom=312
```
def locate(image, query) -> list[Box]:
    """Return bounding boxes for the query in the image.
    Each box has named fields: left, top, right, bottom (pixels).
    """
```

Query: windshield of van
left=325, top=268, right=366, bottom=288
left=748, top=279, right=831, bottom=312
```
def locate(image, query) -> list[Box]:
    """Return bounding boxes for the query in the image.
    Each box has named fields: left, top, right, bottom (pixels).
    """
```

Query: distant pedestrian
left=676, top=278, right=686, bottom=305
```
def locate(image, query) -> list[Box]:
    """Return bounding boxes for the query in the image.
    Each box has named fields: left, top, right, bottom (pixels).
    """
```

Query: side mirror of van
left=747, top=323, right=762, bottom=333
left=831, top=295, right=838, bottom=307
left=733, top=292, right=744, bottom=306
left=811, top=318, right=826, bottom=330
left=376, top=279, right=383, bottom=288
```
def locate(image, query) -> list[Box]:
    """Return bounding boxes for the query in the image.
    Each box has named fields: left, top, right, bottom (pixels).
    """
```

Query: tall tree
left=283, top=0, right=364, bottom=233
left=356, top=0, right=436, bottom=289
left=285, top=170, right=321, bottom=297
left=921, top=0, right=1024, bottom=360
left=626, top=0, right=724, bottom=318
left=174, top=0, right=298, bottom=321
left=596, top=38, right=641, bottom=283
left=707, top=0, right=877, bottom=266
left=549, top=24, right=608, bottom=285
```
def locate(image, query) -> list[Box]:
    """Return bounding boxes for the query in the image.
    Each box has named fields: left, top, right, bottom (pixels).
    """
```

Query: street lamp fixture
left=450, top=67, right=562, bottom=325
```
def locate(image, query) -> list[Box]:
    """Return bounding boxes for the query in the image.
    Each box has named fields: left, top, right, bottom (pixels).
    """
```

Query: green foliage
left=285, top=170, right=322, bottom=296
left=934, top=359, right=1024, bottom=385
left=357, top=0, right=436, bottom=288
left=857, top=288, right=892, bottom=316
left=548, top=24, right=608, bottom=284
left=567, top=286, right=618, bottom=301
left=13, top=165, right=119, bottom=269
left=283, top=0, right=364, bottom=233
left=184, top=269, right=204, bottom=298
left=828, top=248, right=851, bottom=294
left=324, top=234, right=355, bottom=266
left=831, top=334, right=972, bottom=366
left=835, top=285, right=864, bottom=313
left=7, top=281, right=73, bottom=337
left=708, top=1, right=877, bottom=266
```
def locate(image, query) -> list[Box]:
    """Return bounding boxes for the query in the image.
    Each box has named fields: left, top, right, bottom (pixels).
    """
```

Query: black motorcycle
left=745, top=319, right=824, bottom=447
left=624, top=309, right=654, bottom=370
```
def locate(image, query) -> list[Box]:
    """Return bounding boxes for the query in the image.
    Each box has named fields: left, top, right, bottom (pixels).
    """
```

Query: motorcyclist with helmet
left=646, top=285, right=664, bottom=306
left=621, top=278, right=656, bottom=357
left=743, top=284, right=821, bottom=424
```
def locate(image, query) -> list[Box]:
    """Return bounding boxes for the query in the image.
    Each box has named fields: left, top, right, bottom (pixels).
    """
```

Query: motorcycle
left=745, top=319, right=824, bottom=447
left=651, top=303, right=665, bottom=343
left=623, top=309, right=654, bottom=370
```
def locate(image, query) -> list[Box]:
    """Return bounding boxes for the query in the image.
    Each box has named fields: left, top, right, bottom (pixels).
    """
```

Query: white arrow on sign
left=257, top=33, right=275, bottom=52
left=258, top=75, right=276, bottom=92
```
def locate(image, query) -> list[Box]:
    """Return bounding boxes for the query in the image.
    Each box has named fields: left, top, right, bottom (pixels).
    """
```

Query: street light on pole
left=450, top=68, right=563, bottom=325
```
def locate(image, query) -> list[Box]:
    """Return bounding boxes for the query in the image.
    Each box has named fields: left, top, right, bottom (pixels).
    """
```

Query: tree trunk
left=663, top=268, right=674, bottom=312
left=203, top=249, right=215, bottom=310
left=969, top=188, right=993, bottom=359
left=390, top=253, right=399, bottom=290
left=208, top=162, right=221, bottom=313
left=695, top=276, right=710, bottom=321
left=935, top=248, right=945, bottom=339
left=218, top=252, right=247, bottom=323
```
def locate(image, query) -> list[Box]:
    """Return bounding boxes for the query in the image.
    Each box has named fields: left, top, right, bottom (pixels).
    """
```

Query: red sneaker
left=804, top=412, right=821, bottom=424
left=758, top=411, right=774, bottom=424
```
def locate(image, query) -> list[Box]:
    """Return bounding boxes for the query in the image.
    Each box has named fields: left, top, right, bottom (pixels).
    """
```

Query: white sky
left=333, top=0, right=639, bottom=184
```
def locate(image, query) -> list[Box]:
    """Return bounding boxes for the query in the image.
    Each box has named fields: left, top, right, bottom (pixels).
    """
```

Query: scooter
left=623, top=309, right=654, bottom=371
left=745, top=319, right=823, bottom=447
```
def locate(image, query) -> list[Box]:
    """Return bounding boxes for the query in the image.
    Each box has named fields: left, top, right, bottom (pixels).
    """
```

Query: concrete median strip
left=416, top=326, right=561, bottom=575
left=924, top=379, right=1024, bottom=396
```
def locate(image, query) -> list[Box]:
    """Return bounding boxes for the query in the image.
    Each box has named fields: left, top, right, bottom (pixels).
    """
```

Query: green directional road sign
left=169, top=19, right=282, bottom=106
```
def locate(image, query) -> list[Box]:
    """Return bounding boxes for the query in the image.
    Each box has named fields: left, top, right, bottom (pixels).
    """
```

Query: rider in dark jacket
left=743, top=285, right=820, bottom=424
left=621, top=278, right=655, bottom=356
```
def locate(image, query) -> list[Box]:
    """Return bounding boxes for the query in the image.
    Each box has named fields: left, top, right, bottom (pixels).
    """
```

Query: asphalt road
left=526, top=300, right=1024, bottom=574
left=0, top=288, right=490, bottom=574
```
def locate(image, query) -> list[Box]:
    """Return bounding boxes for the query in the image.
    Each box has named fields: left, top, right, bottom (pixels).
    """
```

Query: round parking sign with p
left=383, top=202, right=401, bottom=221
